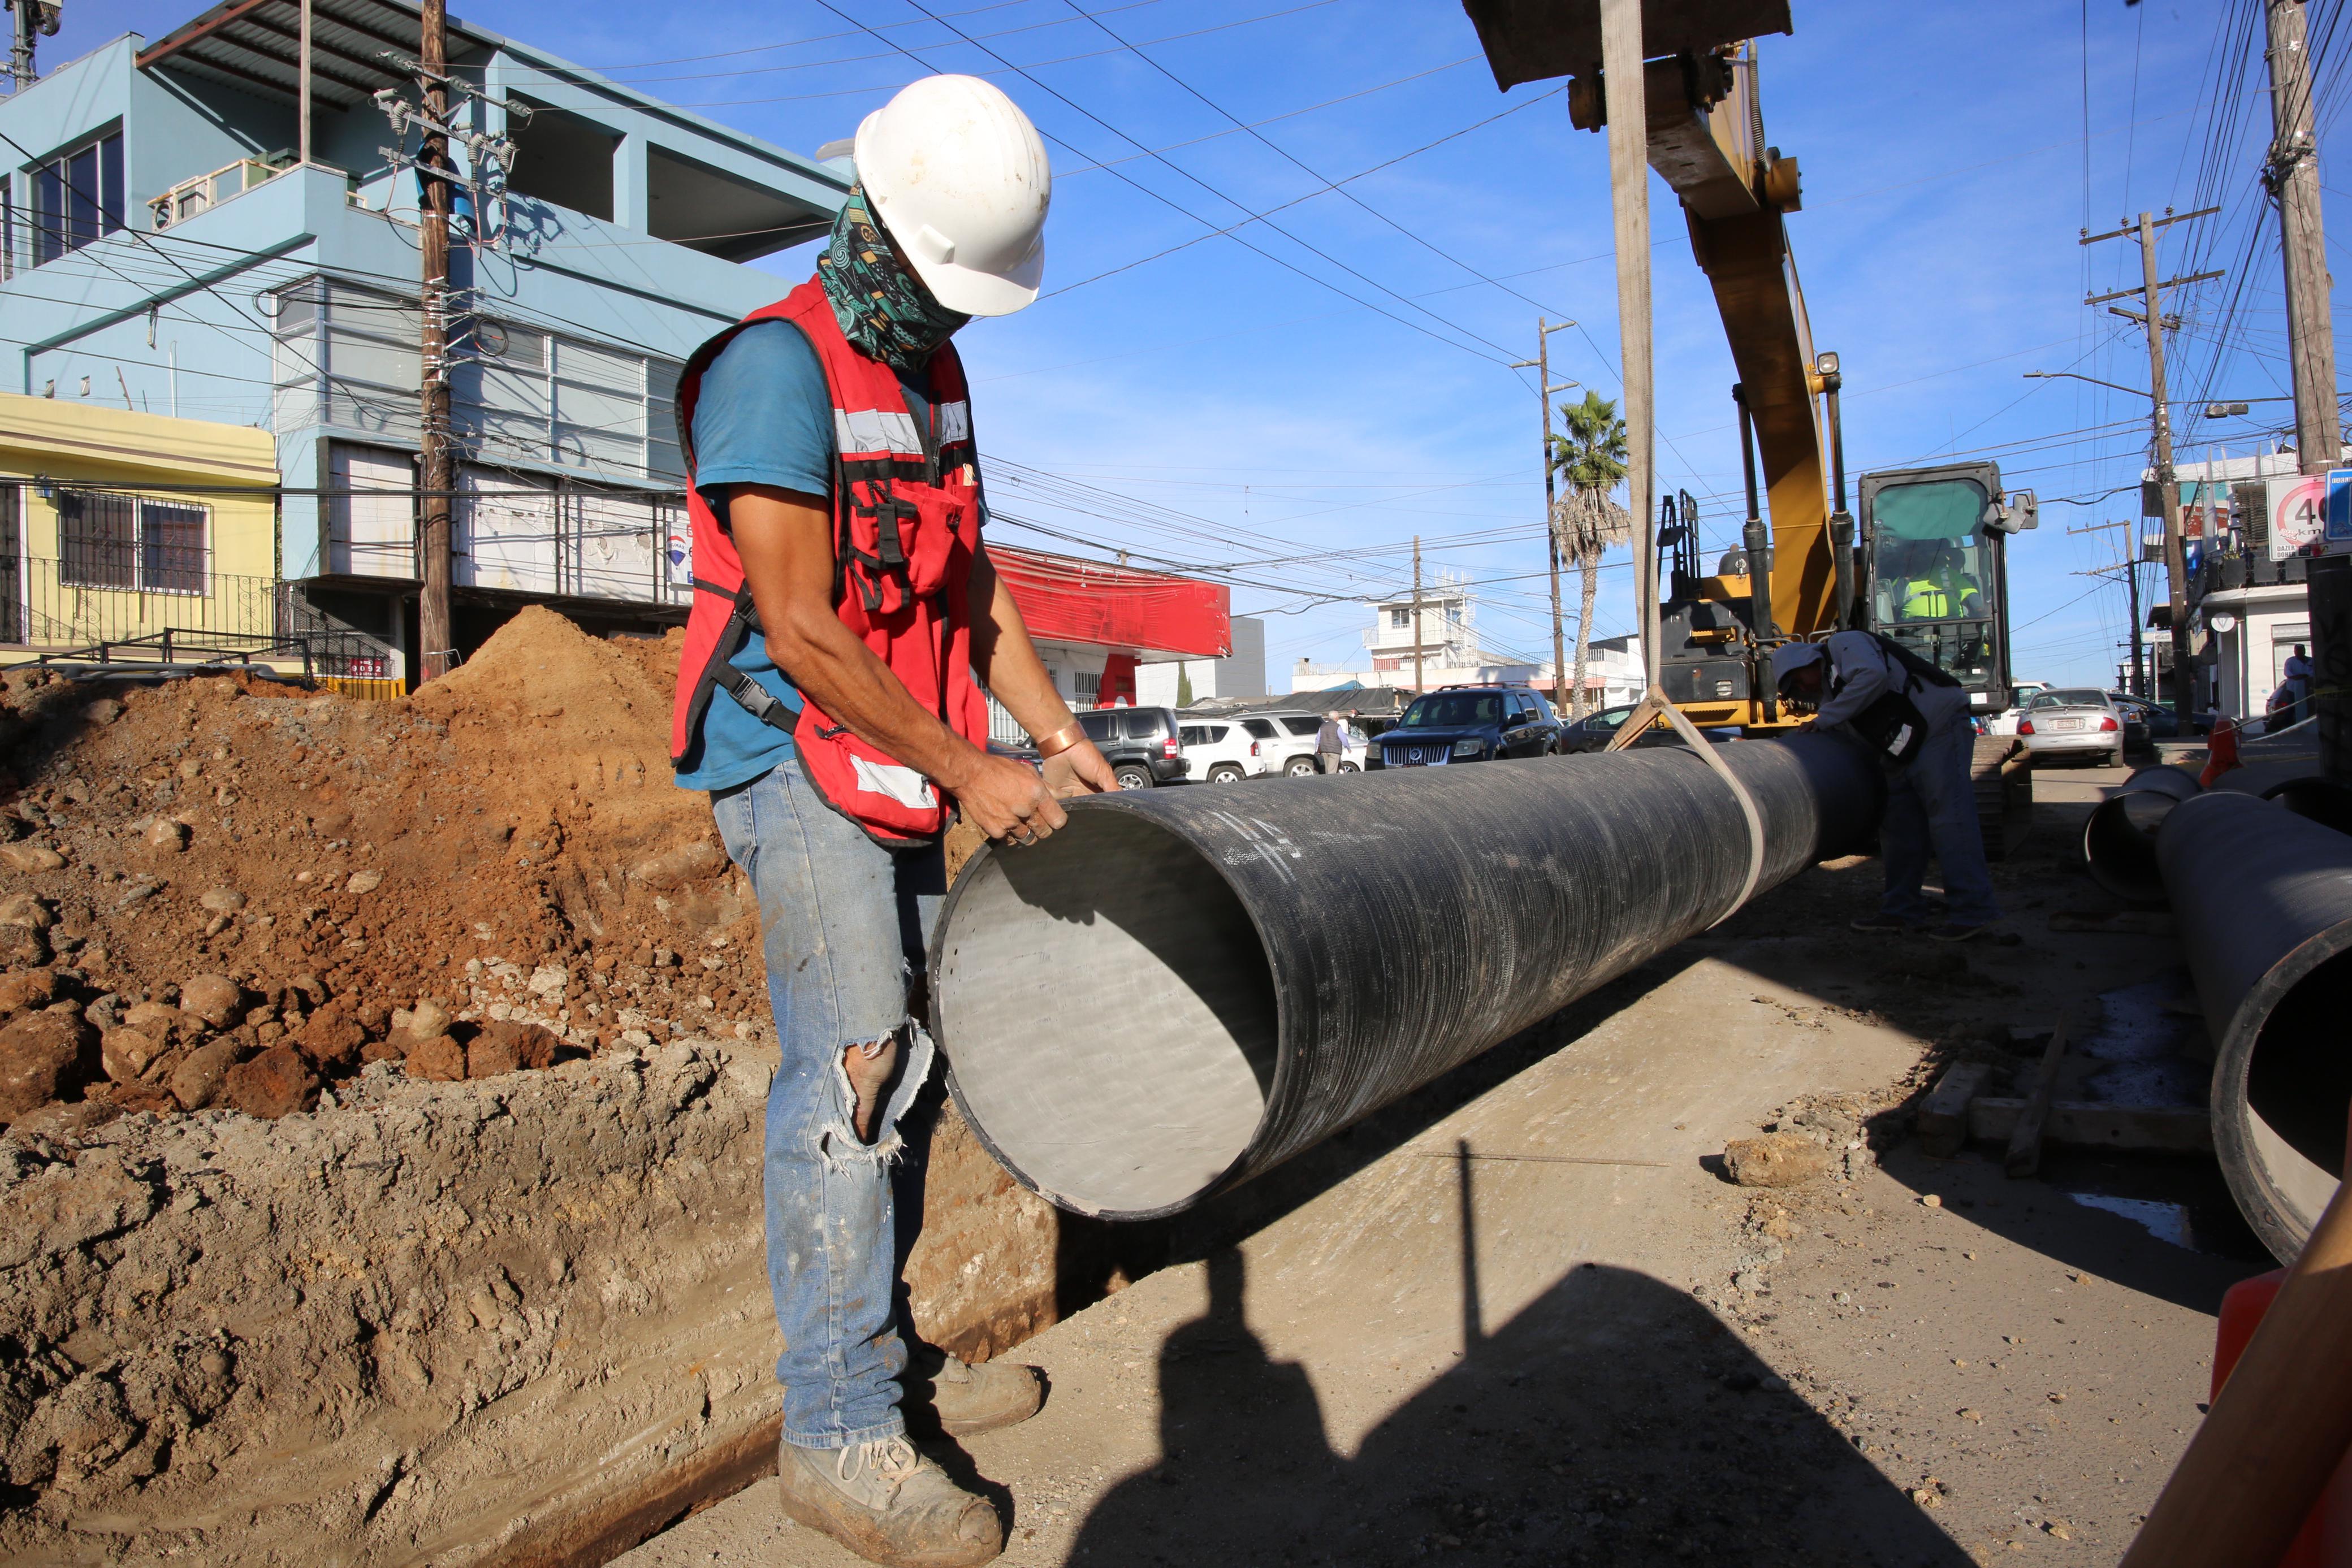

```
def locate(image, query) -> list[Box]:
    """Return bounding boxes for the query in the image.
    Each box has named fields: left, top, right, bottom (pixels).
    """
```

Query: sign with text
left=2327, top=469, right=2352, bottom=545
left=2269, top=474, right=2329, bottom=560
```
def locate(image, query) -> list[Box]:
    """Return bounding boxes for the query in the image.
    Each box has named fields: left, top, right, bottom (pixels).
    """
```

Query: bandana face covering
left=817, top=186, right=971, bottom=375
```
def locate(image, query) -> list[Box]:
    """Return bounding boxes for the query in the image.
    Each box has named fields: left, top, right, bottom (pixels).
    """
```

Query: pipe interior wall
left=2159, top=787, right=2352, bottom=1262
left=2082, top=764, right=2202, bottom=904
left=933, top=736, right=1882, bottom=1220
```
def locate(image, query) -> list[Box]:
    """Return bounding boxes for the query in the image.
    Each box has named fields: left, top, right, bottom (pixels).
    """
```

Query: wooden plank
left=1917, top=1061, right=1992, bottom=1158
left=2005, top=1011, right=2070, bottom=1177
left=1967, top=1099, right=2213, bottom=1154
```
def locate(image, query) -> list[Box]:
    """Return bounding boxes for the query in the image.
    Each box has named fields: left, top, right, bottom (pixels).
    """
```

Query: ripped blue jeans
left=711, top=761, right=943, bottom=1451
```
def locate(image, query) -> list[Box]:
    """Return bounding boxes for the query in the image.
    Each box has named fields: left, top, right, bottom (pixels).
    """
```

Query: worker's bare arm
left=969, top=547, right=1116, bottom=798
left=728, top=484, right=1067, bottom=841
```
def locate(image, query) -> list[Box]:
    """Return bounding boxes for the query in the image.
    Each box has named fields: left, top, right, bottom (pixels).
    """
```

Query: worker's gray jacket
left=1811, top=629, right=1970, bottom=740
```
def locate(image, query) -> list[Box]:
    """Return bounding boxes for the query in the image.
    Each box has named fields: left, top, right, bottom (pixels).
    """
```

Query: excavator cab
left=1855, top=462, right=2035, bottom=718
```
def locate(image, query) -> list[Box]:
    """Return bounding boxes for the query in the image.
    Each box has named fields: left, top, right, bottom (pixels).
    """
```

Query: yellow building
left=0, top=392, right=287, bottom=669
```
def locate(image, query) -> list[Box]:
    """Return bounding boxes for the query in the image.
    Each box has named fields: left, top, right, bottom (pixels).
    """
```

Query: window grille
left=55, top=491, right=209, bottom=594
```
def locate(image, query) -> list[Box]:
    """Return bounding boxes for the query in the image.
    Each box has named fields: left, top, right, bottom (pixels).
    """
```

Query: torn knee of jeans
left=818, top=1020, right=936, bottom=1167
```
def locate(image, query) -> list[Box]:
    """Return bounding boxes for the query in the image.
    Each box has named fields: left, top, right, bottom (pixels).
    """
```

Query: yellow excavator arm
left=1464, top=3, right=1848, bottom=714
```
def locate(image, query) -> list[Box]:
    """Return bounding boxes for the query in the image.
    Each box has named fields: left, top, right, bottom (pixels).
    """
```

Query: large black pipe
left=931, top=737, right=1882, bottom=1220
left=2082, top=764, right=2202, bottom=903
left=2159, top=788, right=2352, bottom=1262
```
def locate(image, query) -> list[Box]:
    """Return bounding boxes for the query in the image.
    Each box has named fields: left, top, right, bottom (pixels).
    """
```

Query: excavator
left=1463, top=0, right=2035, bottom=850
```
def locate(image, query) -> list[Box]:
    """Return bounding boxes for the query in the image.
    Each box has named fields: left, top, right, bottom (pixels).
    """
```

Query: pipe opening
left=2241, top=947, right=2352, bottom=1235
left=2083, top=791, right=2180, bottom=903
left=936, top=811, right=1279, bottom=1218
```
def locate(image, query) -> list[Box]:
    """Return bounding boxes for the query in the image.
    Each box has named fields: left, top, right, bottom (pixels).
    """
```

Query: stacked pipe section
left=2083, top=765, right=2203, bottom=903
left=2160, top=789, right=2352, bottom=1263
left=930, top=736, right=1881, bottom=1220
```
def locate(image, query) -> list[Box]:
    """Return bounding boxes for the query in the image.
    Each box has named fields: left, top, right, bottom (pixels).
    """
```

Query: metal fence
left=4, top=556, right=397, bottom=681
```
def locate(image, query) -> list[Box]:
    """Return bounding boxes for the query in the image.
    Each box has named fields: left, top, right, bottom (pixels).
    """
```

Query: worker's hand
left=957, top=750, right=1070, bottom=847
left=1040, top=739, right=1116, bottom=800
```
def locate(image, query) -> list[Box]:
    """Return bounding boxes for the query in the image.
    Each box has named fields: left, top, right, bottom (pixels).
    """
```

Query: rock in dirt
left=293, top=1000, right=367, bottom=1072
left=0, top=1008, right=95, bottom=1121
left=0, top=968, right=59, bottom=1018
left=178, top=974, right=244, bottom=1029
left=391, top=999, right=452, bottom=1043
left=141, top=818, right=189, bottom=854
left=223, top=1047, right=318, bottom=1119
left=83, top=696, right=122, bottom=725
left=0, top=842, right=64, bottom=872
left=0, top=925, right=47, bottom=967
left=170, top=1038, right=247, bottom=1111
left=344, top=869, right=383, bottom=895
left=198, top=887, right=247, bottom=914
left=0, top=893, right=55, bottom=929
left=122, top=1000, right=182, bottom=1038
left=101, top=1027, right=166, bottom=1084
left=630, top=839, right=725, bottom=890
left=1723, top=1132, right=1835, bottom=1188
left=404, top=1034, right=466, bottom=1082
left=467, top=1019, right=561, bottom=1078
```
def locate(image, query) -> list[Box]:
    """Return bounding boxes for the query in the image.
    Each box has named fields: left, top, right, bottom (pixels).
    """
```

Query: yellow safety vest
left=1903, top=579, right=1951, bottom=618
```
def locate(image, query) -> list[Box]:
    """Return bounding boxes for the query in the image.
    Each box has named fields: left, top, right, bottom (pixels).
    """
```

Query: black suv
left=1377, top=686, right=1561, bottom=769
left=1075, top=706, right=1190, bottom=789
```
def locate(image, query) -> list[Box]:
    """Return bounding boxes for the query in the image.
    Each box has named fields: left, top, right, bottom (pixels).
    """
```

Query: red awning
left=991, top=545, right=1229, bottom=660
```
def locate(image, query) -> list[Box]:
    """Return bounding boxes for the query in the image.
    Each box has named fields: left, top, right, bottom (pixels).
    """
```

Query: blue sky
left=37, top=0, right=2348, bottom=688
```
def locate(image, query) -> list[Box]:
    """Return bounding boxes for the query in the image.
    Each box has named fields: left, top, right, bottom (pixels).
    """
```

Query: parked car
left=1075, top=706, right=1190, bottom=789
left=1554, top=701, right=1684, bottom=755
left=1227, top=710, right=1336, bottom=777
left=2107, top=692, right=2179, bottom=747
left=2016, top=688, right=2126, bottom=766
left=1177, top=719, right=1268, bottom=783
left=1377, top=686, right=1562, bottom=768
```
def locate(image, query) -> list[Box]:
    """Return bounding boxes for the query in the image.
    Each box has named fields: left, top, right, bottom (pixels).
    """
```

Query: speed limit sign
left=2268, top=474, right=2329, bottom=560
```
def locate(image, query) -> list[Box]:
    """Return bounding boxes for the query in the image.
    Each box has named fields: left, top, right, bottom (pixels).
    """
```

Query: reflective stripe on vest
left=669, top=279, right=988, bottom=846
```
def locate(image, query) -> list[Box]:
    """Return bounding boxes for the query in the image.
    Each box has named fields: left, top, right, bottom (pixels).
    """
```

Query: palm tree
left=1548, top=391, right=1631, bottom=718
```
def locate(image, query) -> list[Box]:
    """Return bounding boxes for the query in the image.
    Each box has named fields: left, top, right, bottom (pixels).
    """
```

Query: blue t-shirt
left=673, top=319, right=939, bottom=792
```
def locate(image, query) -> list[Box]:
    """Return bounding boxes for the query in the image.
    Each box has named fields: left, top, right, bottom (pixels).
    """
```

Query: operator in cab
left=1771, top=633, right=2000, bottom=943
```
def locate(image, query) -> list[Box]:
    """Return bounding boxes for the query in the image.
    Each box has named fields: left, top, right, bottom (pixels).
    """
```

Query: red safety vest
left=669, top=279, right=987, bottom=846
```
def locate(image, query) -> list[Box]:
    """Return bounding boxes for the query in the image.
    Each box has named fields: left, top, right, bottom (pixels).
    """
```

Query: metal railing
left=3, top=557, right=397, bottom=681
left=150, top=155, right=295, bottom=231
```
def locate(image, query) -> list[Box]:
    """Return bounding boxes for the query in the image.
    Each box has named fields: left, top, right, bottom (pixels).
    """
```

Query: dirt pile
left=0, top=608, right=769, bottom=1131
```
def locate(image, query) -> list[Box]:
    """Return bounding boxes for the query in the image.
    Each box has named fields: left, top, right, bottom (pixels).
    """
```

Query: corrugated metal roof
left=136, top=0, right=470, bottom=109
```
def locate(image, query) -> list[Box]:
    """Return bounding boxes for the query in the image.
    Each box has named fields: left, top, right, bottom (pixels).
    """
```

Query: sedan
left=2016, top=688, right=2127, bottom=766
left=2107, top=694, right=2180, bottom=747
left=1552, top=702, right=1733, bottom=754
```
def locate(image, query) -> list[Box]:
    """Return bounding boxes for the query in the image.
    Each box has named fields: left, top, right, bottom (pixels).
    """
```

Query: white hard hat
left=1770, top=641, right=1827, bottom=691
left=855, top=75, right=1050, bottom=317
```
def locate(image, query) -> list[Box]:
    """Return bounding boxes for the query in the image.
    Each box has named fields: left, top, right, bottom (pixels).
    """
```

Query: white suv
left=1178, top=718, right=1270, bottom=783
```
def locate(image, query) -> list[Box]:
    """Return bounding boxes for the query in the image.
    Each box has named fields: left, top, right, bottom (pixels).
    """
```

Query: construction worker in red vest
left=669, top=76, right=1110, bottom=1567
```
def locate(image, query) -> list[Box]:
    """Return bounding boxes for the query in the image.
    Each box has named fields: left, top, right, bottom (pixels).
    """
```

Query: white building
left=1287, top=577, right=1643, bottom=707
left=1135, top=616, right=1266, bottom=707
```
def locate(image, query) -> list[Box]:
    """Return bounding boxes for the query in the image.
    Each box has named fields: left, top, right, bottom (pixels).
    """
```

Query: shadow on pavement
left=1067, top=1143, right=1969, bottom=1568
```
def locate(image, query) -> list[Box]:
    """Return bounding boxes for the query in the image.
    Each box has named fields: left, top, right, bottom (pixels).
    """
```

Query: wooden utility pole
left=1598, top=0, right=1657, bottom=691
left=2266, top=0, right=2352, bottom=781
left=297, top=0, right=312, bottom=162
left=2268, top=0, right=2339, bottom=473
left=417, top=0, right=455, bottom=682
left=2081, top=209, right=2219, bottom=722
left=1411, top=535, right=1425, bottom=695
left=1511, top=319, right=1577, bottom=711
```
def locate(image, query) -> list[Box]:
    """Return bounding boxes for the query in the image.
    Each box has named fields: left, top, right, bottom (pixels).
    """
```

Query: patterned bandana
left=816, top=186, right=970, bottom=375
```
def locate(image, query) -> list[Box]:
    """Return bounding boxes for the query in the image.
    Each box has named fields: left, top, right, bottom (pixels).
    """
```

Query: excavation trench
left=934, top=736, right=1883, bottom=1220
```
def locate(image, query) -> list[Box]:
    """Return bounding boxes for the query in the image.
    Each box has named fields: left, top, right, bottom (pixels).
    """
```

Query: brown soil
left=0, top=608, right=768, bottom=1129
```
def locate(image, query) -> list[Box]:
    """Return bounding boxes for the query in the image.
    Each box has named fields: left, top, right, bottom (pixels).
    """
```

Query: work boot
left=1849, top=913, right=1916, bottom=935
left=776, top=1433, right=1003, bottom=1568
left=1928, top=922, right=1990, bottom=943
left=902, top=1345, right=1045, bottom=1437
